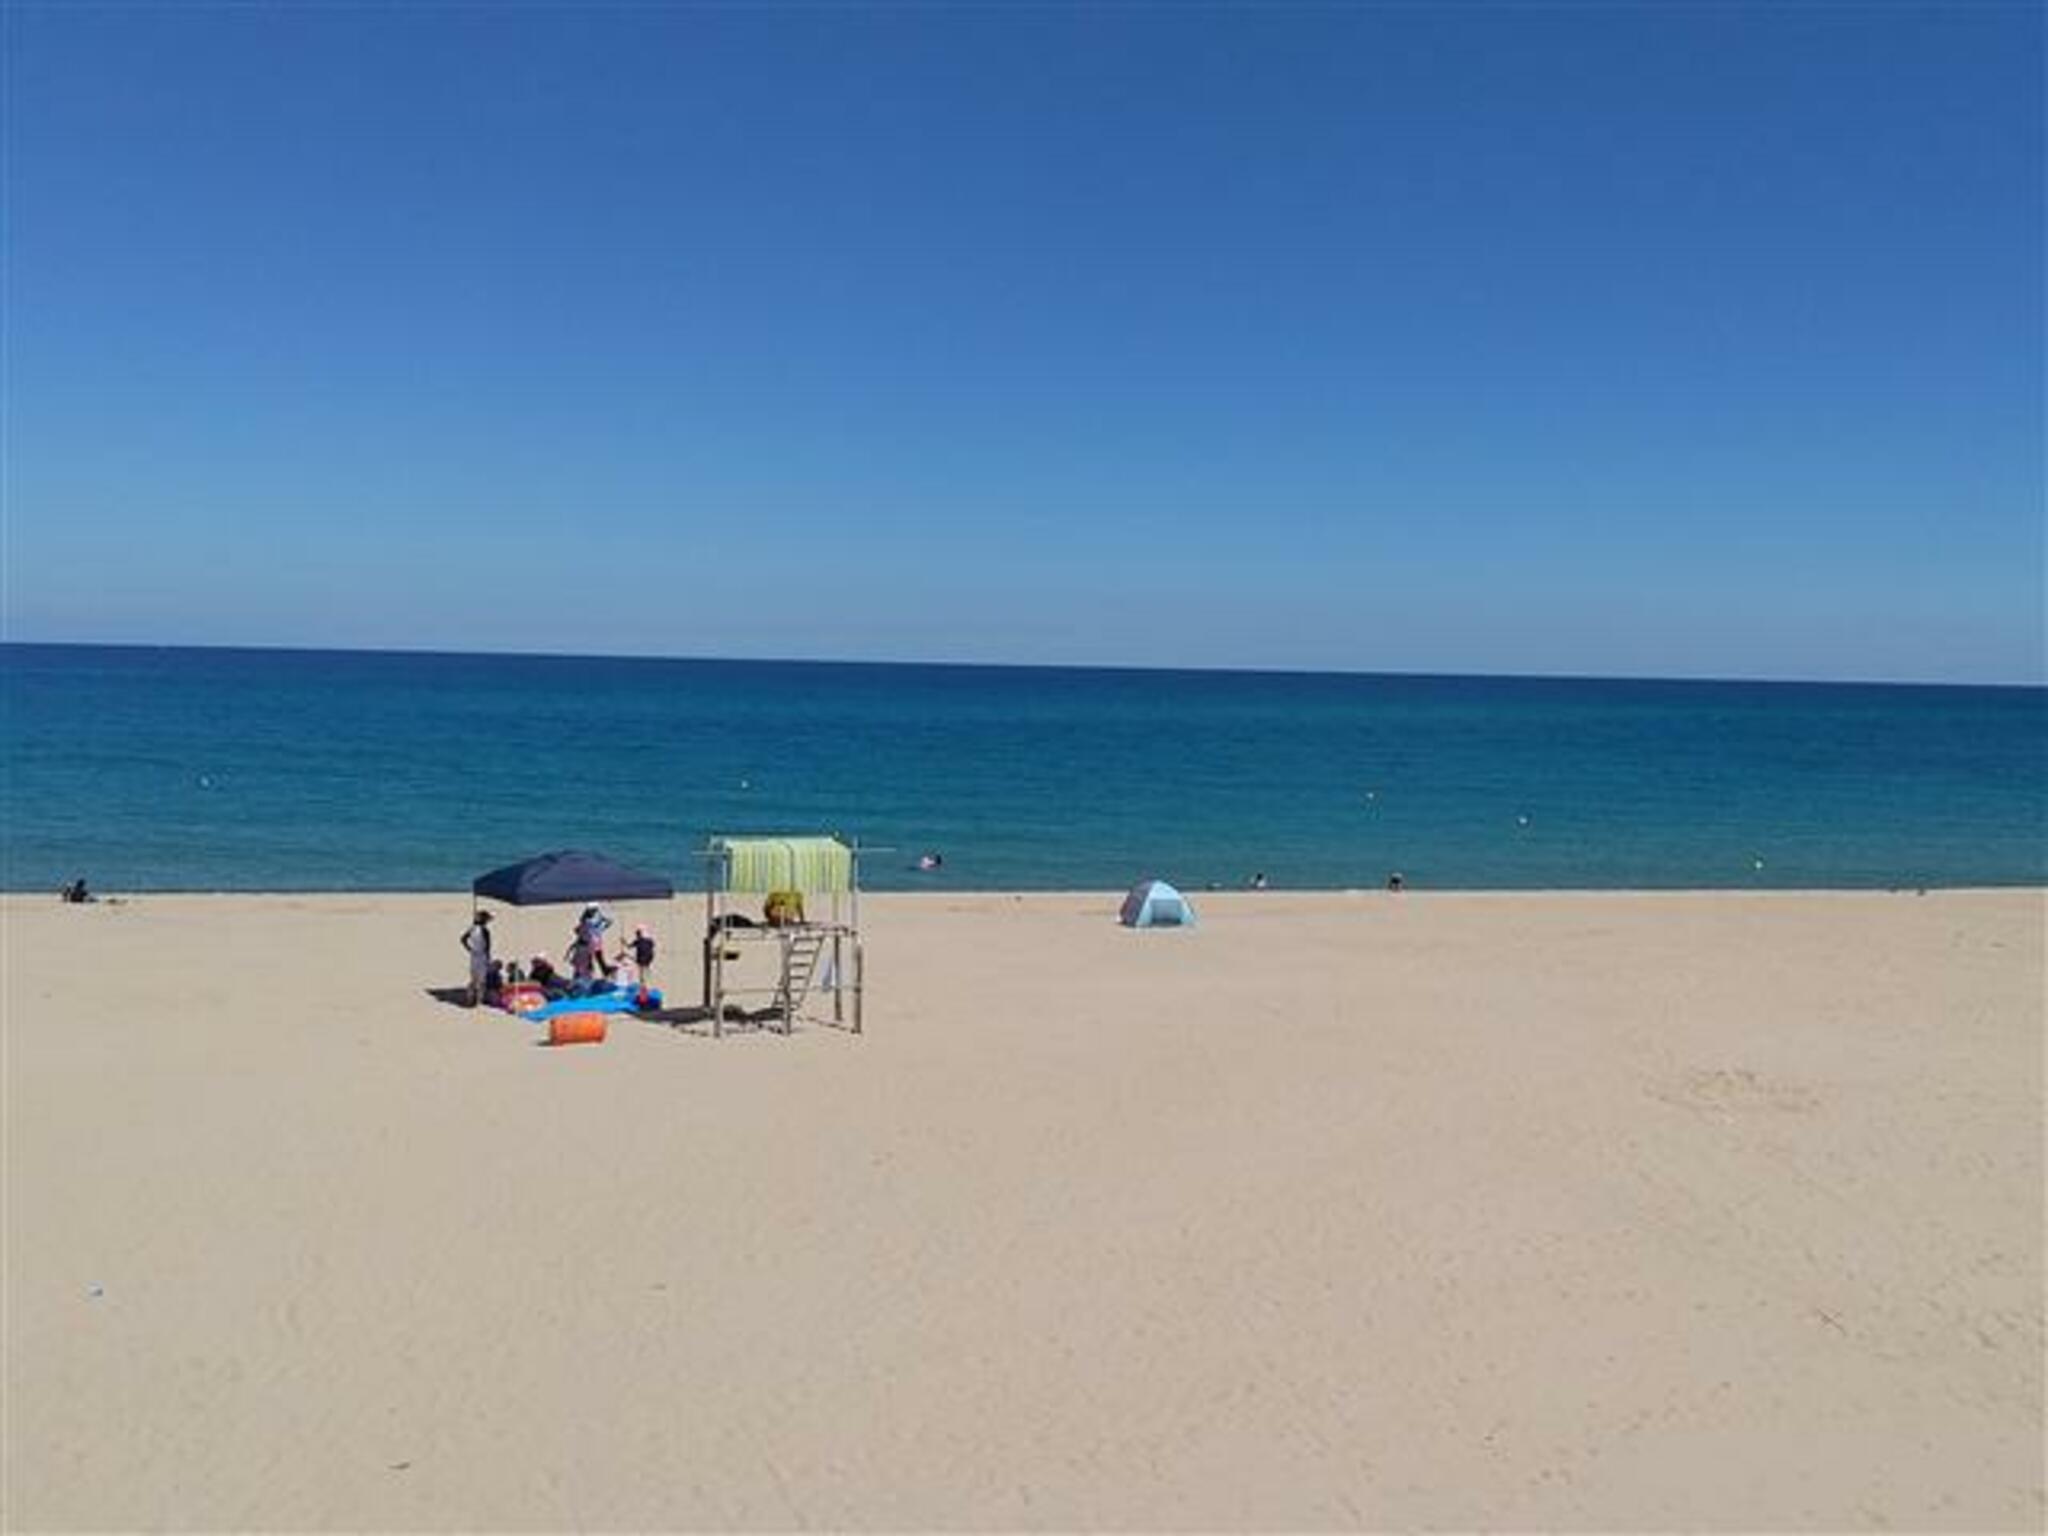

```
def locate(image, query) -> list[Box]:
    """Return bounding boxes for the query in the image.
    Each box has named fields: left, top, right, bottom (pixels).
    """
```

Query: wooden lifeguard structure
left=700, top=835, right=864, bottom=1037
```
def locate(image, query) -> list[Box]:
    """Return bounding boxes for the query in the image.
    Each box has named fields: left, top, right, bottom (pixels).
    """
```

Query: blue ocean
left=2, top=644, right=2042, bottom=892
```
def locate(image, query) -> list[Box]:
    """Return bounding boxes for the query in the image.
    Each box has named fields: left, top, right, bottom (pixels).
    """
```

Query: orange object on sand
left=547, top=1012, right=607, bottom=1047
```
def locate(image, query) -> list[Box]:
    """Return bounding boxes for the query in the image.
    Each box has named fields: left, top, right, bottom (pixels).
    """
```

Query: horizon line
left=1, top=635, right=2042, bottom=692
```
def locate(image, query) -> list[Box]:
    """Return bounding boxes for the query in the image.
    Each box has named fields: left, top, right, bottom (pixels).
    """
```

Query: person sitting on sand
left=482, top=957, right=505, bottom=1006
left=529, top=955, right=563, bottom=997
left=59, top=876, right=93, bottom=904
left=460, top=911, right=493, bottom=1006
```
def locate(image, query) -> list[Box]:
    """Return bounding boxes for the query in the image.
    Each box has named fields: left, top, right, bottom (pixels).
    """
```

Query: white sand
left=4, top=889, right=2041, bottom=1530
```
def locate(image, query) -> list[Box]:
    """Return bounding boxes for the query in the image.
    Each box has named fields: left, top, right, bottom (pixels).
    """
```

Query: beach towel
left=716, top=837, right=853, bottom=894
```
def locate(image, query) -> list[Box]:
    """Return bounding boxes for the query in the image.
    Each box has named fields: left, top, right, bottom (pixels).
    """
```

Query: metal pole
left=706, top=846, right=723, bottom=1038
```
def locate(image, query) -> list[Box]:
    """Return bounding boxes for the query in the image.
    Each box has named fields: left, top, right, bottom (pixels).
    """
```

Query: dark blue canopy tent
left=472, top=849, right=674, bottom=906
left=466, top=851, right=675, bottom=1005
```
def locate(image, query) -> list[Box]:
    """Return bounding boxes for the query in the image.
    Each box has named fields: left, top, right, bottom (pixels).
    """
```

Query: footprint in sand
left=1651, top=1066, right=1820, bottom=1115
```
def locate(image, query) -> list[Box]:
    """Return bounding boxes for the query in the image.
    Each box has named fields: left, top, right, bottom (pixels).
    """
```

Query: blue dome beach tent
left=1120, top=878, right=1195, bottom=928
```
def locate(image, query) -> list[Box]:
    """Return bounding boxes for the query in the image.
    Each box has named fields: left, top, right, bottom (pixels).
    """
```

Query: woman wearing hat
left=461, top=910, right=493, bottom=1006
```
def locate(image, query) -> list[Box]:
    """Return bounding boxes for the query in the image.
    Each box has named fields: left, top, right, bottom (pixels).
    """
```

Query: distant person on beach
left=566, top=904, right=616, bottom=985
left=482, top=958, right=505, bottom=1006
left=1386, top=872, right=1406, bottom=892
left=58, top=876, right=92, bottom=904
left=461, top=911, right=493, bottom=1005
left=1249, top=872, right=1268, bottom=890
left=915, top=852, right=944, bottom=872
left=628, top=924, right=656, bottom=982
left=566, top=933, right=600, bottom=987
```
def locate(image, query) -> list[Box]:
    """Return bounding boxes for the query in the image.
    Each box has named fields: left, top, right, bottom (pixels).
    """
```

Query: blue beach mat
left=522, top=987, right=662, bottom=1023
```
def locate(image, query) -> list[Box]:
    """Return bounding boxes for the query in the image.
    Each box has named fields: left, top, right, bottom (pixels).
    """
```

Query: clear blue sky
left=5, top=3, right=2041, bottom=682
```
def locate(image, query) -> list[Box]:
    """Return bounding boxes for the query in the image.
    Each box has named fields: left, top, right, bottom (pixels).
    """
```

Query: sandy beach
left=3, top=888, right=2041, bottom=1531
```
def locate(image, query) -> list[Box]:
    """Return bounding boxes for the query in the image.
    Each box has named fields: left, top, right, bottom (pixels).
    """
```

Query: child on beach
left=628, top=924, right=656, bottom=982
left=566, top=934, right=599, bottom=987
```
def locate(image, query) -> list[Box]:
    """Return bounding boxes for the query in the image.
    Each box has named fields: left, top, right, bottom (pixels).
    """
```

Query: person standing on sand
left=461, top=910, right=493, bottom=1006
left=566, top=932, right=597, bottom=986
left=628, top=924, right=656, bottom=984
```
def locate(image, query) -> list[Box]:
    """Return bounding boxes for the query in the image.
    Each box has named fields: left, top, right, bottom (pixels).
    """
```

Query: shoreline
left=13, top=882, right=2047, bottom=899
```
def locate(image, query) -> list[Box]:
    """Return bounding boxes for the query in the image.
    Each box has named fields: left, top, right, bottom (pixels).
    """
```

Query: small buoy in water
left=197, top=775, right=213, bottom=790
left=1365, top=789, right=1378, bottom=802
left=739, top=778, right=750, bottom=791
left=1752, top=857, right=1766, bottom=871
left=1516, top=814, right=1530, bottom=828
